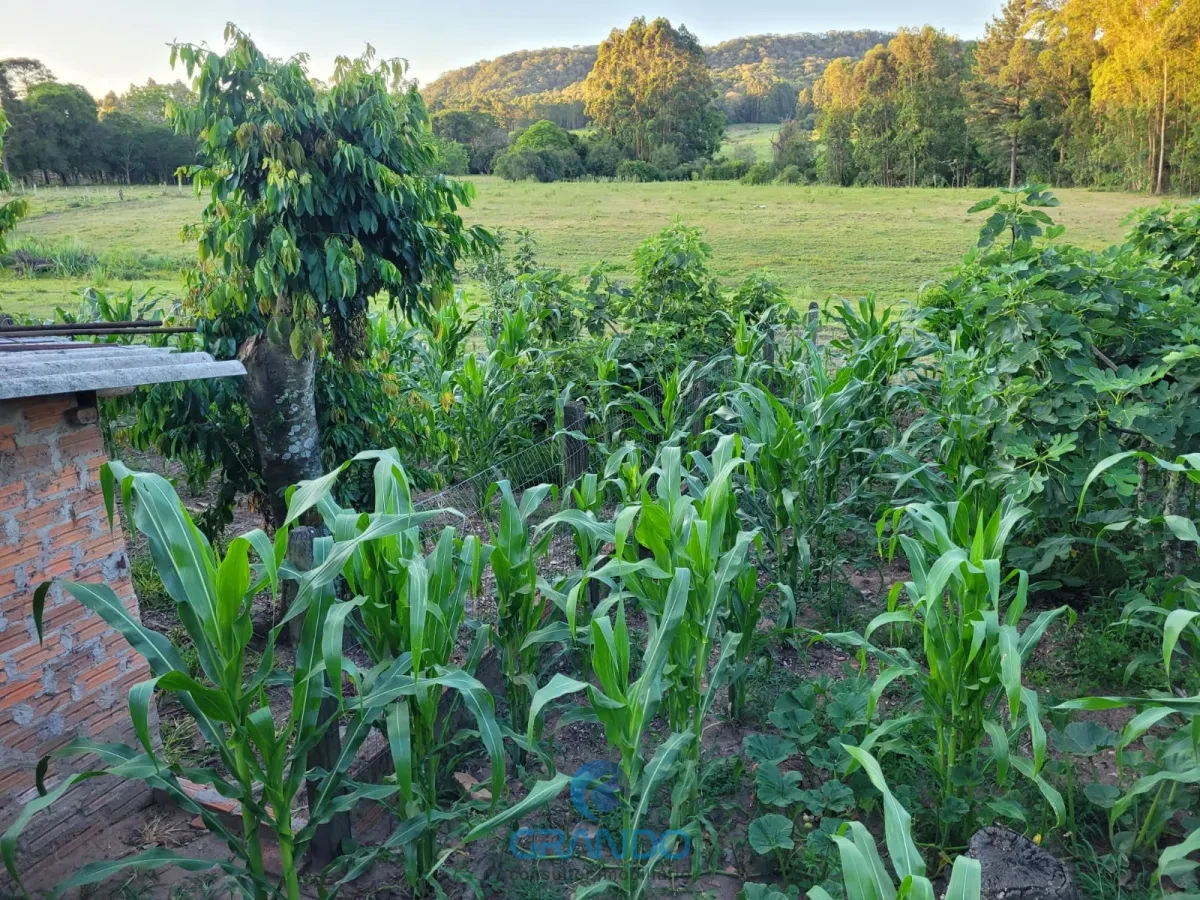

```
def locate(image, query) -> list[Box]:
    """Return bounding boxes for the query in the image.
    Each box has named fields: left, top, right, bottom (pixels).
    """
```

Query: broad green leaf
left=748, top=814, right=795, bottom=854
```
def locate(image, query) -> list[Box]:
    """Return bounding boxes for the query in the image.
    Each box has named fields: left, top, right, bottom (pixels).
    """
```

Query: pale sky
left=1, top=0, right=999, bottom=99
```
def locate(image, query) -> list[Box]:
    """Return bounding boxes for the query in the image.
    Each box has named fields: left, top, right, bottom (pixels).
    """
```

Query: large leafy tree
left=171, top=26, right=492, bottom=523
left=583, top=17, right=724, bottom=162
left=0, top=109, right=28, bottom=255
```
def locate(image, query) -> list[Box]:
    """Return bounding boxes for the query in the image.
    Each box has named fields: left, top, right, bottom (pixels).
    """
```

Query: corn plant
left=600, top=436, right=755, bottom=825
left=810, top=748, right=982, bottom=900
left=485, top=479, right=556, bottom=742
left=1050, top=452, right=1200, bottom=862
left=288, top=451, right=509, bottom=893
left=827, top=498, right=1073, bottom=848
left=2, top=464, right=388, bottom=900
left=606, top=360, right=712, bottom=456
left=526, top=570, right=696, bottom=900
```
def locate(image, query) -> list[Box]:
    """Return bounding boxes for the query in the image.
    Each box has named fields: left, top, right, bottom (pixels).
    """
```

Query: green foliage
left=583, top=17, right=724, bottom=163
left=426, top=136, right=470, bottom=176
left=170, top=28, right=491, bottom=350
left=0, top=109, right=29, bottom=254
left=615, top=159, right=662, bottom=182
left=829, top=499, right=1073, bottom=846
left=741, top=162, right=775, bottom=185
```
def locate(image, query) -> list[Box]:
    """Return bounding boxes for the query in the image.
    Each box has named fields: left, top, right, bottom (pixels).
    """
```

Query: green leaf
left=743, top=733, right=798, bottom=765
left=844, top=745, right=924, bottom=880
left=944, top=856, right=982, bottom=900
left=831, top=833, right=882, bottom=900
left=464, top=774, right=570, bottom=842
left=1154, top=827, right=1200, bottom=888
left=755, top=762, right=805, bottom=808
left=748, top=814, right=795, bottom=854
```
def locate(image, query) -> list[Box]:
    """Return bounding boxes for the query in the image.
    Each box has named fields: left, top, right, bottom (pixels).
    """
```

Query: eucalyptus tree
left=170, top=26, right=491, bottom=523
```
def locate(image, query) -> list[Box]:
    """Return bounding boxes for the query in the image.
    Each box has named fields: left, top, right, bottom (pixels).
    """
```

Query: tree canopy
left=583, top=17, right=724, bottom=162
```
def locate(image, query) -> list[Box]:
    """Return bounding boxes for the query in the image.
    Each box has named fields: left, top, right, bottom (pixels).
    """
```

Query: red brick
left=0, top=676, right=42, bottom=709
left=6, top=634, right=64, bottom=672
left=0, top=768, right=31, bottom=797
left=68, top=617, right=111, bottom=646
left=33, top=471, right=80, bottom=501
left=0, top=539, right=40, bottom=572
left=0, top=480, right=27, bottom=513
left=0, top=424, right=15, bottom=454
left=5, top=443, right=53, bottom=479
left=57, top=428, right=103, bottom=461
left=0, top=623, right=34, bottom=655
left=15, top=501, right=69, bottom=533
left=21, top=397, right=73, bottom=431
left=78, top=657, right=120, bottom=693
left=79, top=534, right=120, bottom=564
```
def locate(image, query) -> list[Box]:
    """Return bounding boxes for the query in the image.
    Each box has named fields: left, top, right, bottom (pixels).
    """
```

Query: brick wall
left=0, top=393, right=152, bottom=862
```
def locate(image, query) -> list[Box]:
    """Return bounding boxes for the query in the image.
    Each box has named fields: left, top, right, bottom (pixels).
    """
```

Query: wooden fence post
left=808, top=302, right=820, bottom=344
left=563, top=401, right=588, bottom=486
left=287, top=526, right=351, bottom=868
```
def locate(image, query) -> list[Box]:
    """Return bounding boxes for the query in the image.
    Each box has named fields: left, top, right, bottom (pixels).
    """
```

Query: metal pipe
left=0, top=320, right=165, bottom=333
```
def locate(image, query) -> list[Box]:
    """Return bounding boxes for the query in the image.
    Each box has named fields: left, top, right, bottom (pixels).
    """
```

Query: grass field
left=721, top=123, right=781, bottom=161
left=0, top=179, right=1169, bottom=319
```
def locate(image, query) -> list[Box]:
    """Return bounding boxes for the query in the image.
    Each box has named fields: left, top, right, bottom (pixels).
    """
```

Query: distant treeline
left=421, top=30, right=892, bottom=129
left=803, top=0, right=1200, bottom=193
left=0, top=60, right=196, bottom=185
left=424, top=0, right=1200, bottom=194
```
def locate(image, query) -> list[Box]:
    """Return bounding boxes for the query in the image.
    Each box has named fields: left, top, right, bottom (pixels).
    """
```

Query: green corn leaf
left=1163, top=609, right=1200, bottom=685
left=574, top=881, right=624, bottom=900
left=45, top=848, right=251, bottom=900
left=1108, top=766, right=1200, bottom=831
left=3, top=770, right=107, bottom=885
left=944, top=855, right=982, bottom=900
left=998, top=625, right=1021, bottom=721
left=387, top=701, right=413, bottom=811
left=1011, top=756, right=1065, bottom=827
left=831, top=834, right=883, bottom=900
left=982, top=719, right=1010, bottom=782
left=324, top=595, right=368, bottom=704
left=844, top=745, right=924, bottom=879
left=527, top=673, right=592, bottom=745
left=464, top=773, right=570, bottom=842
left=841, top=820, right=896, bottom=900
left=631, top=730, right=693, bottom=837
left=1154, top=827, right=1200, bottom=888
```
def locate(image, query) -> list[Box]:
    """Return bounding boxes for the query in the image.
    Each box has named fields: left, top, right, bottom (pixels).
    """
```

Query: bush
left=582, top=136, right=631, bottom=177
left=426, top=136, right=470, bottom=176
left=649, top=144, right=681, bottom=172
left=615, top=159, right=662, bottom=182
left=741, top=162, right=775, bottom=185
left=701, top=157, right=751, bottom=181
left=494, top=146, right=583, bottom=182
left=776, top=164, right=804, bottom=184
left=513, top=119, right=574, bottom=152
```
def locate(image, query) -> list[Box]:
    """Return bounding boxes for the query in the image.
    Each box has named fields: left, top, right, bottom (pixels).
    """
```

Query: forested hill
left=422, top=30, right=894, bottom=127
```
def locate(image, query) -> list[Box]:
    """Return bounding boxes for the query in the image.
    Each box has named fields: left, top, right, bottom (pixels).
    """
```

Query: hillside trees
left=583, top=17, right=724, bottom=162
left=171, top=28, right=490, bottom=523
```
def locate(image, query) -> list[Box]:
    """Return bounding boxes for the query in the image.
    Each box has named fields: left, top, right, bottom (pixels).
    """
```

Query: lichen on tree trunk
left=239, top=334, right=323, bottom=527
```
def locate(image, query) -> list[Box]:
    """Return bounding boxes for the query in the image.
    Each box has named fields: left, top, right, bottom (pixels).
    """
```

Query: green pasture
left=0, top=179, right=1163, bottom=319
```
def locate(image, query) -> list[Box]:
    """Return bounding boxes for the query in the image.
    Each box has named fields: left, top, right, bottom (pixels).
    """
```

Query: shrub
left=494, top=146, right=582, bottom=182
left=701, top=157, right=751, bottom=180
left=649, top=143, right=681, bottom=172
left=776, top=164, right=804, bottom=184
left=615, top=159, right=662, bottom=182
left=582, top=135, right=631, bottom=177
left=425, top=136, right=470, bottom=176
left=741, top=162, right=775, bottom=185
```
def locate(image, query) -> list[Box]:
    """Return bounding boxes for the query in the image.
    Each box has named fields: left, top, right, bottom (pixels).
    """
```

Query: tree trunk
left=1156, top=59, right=1168, bottom=195
left=239, top=334, right=323, bottom=527
left=1009, top=132, right=1018, bottom=189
